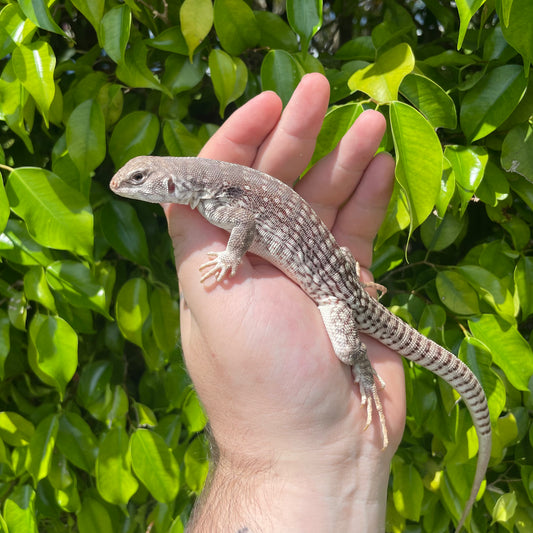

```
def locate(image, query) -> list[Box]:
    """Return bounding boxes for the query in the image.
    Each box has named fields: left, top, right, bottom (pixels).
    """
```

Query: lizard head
left=110, top=156, right=202, bottom=206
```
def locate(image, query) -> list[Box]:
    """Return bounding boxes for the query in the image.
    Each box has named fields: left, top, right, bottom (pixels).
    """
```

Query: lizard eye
left=129, top=171, right=147, bottom=184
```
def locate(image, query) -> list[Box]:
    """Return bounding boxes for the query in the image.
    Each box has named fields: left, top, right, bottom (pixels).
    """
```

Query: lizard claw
left=199, top=251, right=240, bottom=283
left=354, top=366, right=388, bottom=450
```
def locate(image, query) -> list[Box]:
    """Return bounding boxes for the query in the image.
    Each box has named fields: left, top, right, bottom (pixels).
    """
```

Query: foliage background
left=0, top=0, right=532, bottom=531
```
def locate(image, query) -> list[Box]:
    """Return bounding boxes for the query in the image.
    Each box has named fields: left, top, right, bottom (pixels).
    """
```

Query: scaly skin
left=110, top=155, right=492, bottom=532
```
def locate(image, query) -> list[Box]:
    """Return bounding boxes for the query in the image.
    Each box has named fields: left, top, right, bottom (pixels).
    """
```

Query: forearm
left=186, top=437, right=391, bottom=533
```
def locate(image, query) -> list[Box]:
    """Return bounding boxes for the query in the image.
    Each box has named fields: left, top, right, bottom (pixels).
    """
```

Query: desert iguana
left=110, top=156, right=491, bottom=532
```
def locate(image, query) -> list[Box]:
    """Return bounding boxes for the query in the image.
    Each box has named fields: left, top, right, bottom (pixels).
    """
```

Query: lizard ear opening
left=167, top=178, right=176, bottom=195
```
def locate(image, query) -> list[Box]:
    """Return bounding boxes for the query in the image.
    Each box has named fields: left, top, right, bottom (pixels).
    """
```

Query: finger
left=295, top=110, right=388, bottom=228
left=333, top=152, right=396, bottom=268
left=199, top=90, right=283, bottom=165
left=254, top=73, right=330, bottom=182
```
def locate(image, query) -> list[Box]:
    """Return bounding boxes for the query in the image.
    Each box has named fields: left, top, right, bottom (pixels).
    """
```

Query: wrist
left=188, top=430, right=392, bottom=532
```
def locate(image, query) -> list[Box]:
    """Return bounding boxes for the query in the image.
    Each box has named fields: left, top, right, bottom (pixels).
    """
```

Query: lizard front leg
left=198, top=206, right=257, bottom=283
left=318, top=300, right=388, bottom=449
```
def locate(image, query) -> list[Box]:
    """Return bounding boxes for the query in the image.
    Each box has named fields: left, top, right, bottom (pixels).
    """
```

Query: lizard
left=110, top=155, right=492, bottom=532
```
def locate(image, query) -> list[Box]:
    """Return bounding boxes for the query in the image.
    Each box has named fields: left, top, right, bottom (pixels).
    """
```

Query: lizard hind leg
left=318, top=301, right=388, bottom=449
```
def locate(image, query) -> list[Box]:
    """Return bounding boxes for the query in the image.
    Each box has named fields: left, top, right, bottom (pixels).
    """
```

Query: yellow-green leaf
left=348, top=43, right=414, bottom=104
left=11, top=41, right=56, bottom=126
left=390, top=101, right=443, bottom=229
left=180, top=0, right=213, bottom=61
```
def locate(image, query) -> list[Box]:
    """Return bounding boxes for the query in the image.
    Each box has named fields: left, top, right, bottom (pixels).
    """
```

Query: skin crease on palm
left=163, top=73, right=404, bottom=530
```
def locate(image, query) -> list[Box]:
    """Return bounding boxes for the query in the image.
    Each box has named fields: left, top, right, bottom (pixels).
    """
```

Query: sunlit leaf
left=11, top=41, right=56, bottom=126
left=180, top=0, right=213, bottom=60
left=390, top=101, right=443, bottom=229
left=130, top=429, right=180, bottom=502
left=18, top=0, right=64, bottom=35
left=6, top=167, right=93, bottom=257
left=28, top=414, right=59, bottom=483
left=469, top=314, right=533, bottom=391
left=348, top=43, right=415, bottom=104
left=96, top=427, right=138, bottom=505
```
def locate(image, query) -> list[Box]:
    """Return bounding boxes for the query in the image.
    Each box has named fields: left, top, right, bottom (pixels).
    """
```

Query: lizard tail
left=357, top=299, right=491, bottom=531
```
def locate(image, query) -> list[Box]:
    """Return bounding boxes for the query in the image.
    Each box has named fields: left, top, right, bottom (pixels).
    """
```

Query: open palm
left=164, top=74, right=404, bottom=504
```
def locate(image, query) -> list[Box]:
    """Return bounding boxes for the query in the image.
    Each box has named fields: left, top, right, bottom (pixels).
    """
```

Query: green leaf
left=182, top=389, right=207, bottom=433
left=255, top=11, right=298, bottom=52
left=460, top=65, right=527, bottom=142
left=214, top=0, right=259, bottom=56
left=130, top=429, right=180, bottom=502
left=148, top=26, right=188, bottom=55
left=100, top=200, right=150, bottom=267
left=11, top=41, right=56, bottom=126
left=66, top=99, right=106, bottom=178
left=460, top=338, right=506, bottom=423
left=492, top=492, right=518, bottom=525
left=57, top=412, right=98, bottom=472
left=390, top=101, right=443, bottom=229
left=286, top=0, right=323, bottom=51
left=209, top=49, right=248, bottom=117
left=0, top=177, right=8, bottom=234
left=162, top=54, right=205, bottom=95
left=180, top=0, right=213, bottom=60
left=98, top=5, right=131, bottom=64
left=0, top=219, right=54, bottom=266
left=392, top=458, right=424, bottom=521
left=70, top=0, right=104, bottom=33
left=0, top=311, right=9, bottom=380
left=6, top=167, right=93, bottom=258
left=444, top=145, right=488, bottom=214
left=399, top=73, right=457, bottom=129
left=3, top=485, right=37, bottom=533
left=96, top=83, right=123, bottom=129
left=436, top=270, right=481, bottom=315
left=0, top=411, right=34, bottom=446
left=308, top=103, right=364, bottom=169
left=469, top=314, right=533, bottom=391
left=420, top=211, right=465, bottom=252
left=260, top=49, right=303, bottom=107
left=348, top=43, right=415, bottom=104
left=29, top=314, right=78, bottom=399
left=77, top=495, right=114, bottom=533
left=163, top=119, right=203, bottom=157
left=515, top=256, right=533, bottom=319
left=0, top=4, right=37, bottom=57
left=8, top=292, right=27, bottom=331
left=24, top=266, right=56, bottom=312
left=28, top=413, right=59, bottom=483
left=115, top=278, right=150, bottom=349
left=455, top=0, right=486, bottom=49
left=501, top=122, right=533, bottom=183
left=184, top=437, right=209, bottom=494
left=115, top=40, right=171, bottom=97
left=18, top=0, right=64, bottom=36
left=96, top=427, right=138, bottom=505
left=151, top=287, right=180, bottom=354
left=46, top=260, right=111, bottom=318
left=109, top=111, right=160, bottom=168
left=497, top=0, right=533, bottom=71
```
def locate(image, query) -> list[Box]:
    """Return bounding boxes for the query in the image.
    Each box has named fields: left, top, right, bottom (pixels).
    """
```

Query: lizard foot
left=199, top=251, right=240, bottom=283
left=353, top=366, right=388, bottom=449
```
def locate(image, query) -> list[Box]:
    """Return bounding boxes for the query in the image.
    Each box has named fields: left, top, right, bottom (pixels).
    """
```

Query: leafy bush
left=0, top=0, right=531, bottom=531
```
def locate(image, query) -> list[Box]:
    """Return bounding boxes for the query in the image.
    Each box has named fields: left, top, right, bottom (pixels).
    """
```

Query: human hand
left=164, top=73, right=403, bottom=531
